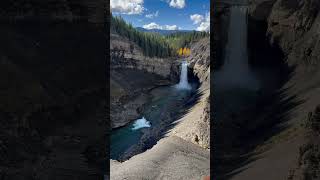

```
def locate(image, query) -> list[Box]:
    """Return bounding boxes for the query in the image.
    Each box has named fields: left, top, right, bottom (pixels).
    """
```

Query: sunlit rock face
left=110, top=33, right=173, bottom=79
left=169, top=37, right=211, bottom=149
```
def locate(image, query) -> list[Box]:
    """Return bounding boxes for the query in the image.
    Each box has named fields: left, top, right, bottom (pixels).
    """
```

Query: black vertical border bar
left=210, top=0, right=214, bottom=178
left=106, top=0, right=111, bottom=179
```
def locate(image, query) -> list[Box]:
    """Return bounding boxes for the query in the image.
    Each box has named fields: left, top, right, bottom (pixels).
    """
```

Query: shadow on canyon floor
left=163, top=87, right=205, bottom=134
left=118, top=82, right=204, bottom=161
left=213, top=65, right=306, bottom=179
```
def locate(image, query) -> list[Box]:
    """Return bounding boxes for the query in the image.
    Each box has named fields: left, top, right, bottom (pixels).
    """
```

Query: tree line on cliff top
left=111, top=15, right=209, bottom=58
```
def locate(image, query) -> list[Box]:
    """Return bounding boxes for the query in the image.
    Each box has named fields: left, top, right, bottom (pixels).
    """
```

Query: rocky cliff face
left=110, top=33, right=178, bottom=129
left=230, top=1, right=320, bottom=179
left=248, top=0, right=320, bottom=119
left=250, top=0, right=320, bottom=79
left=110, top=33, right=176, bottom=79
left=0, top=23, right=106, bottom=179
left=169, top=38, right=211, bottom=149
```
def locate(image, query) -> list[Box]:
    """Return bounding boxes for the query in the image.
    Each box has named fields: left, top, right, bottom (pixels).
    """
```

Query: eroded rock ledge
left=110, top=33, right=180, bottom=129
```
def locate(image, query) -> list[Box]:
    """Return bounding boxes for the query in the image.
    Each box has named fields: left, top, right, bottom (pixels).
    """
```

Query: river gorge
left=111, top=60, right=199, bottom=161
left=109, top=27, right=210, bottom=179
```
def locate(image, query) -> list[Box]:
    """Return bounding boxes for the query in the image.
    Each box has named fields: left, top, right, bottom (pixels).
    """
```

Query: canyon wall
left=248, top=0, right=320, bottom=127
left=110, top=33, right=175, bottom=79
left=249, top=0, right=320, bottom=82
left=110, top=33, right=178, bottom=129
left=169, top=38, right=211, bottom=149
left=0, top=2, right=107, bottom=179
left=222, top=0, right=320, bottom=179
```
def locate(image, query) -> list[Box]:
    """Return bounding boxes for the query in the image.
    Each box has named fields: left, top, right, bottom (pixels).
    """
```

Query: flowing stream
left=111, top=61, right=197, bottom=160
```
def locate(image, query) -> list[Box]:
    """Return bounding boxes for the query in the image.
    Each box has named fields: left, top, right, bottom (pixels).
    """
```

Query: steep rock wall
left=110, top=33, right=178, bottom=129
left=0, top=23, right=106, bottom=179
left=169, top=38, right=211, bottom=149
left=110, top=33, right=176, bottom=80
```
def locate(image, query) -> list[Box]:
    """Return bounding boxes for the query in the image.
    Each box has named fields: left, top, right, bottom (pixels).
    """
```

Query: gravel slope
left=110, top=136, right=210, bottom=180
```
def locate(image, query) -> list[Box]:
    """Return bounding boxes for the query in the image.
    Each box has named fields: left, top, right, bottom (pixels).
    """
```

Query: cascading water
left=131, top=117, right=151, bottom=130
left=175, top=61, right=192, bottom=90
left=213, top=4, right=261, bottom=116
left=214, top=5, right=259, bottom=91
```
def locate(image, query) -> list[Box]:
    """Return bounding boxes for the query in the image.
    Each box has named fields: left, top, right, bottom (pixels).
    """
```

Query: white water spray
left=131, top=117, right=151, bottom=130
left=214, top=6, right=259, bottom=90
left=175, top=61, right=191, bottom=90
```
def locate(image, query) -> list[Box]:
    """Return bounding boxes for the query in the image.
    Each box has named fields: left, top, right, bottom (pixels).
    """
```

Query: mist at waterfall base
left=111, top=61, right=197, bottom=160
left=132, top=117, right=151, bottom=130
left=175, top=61, right=192, bottom=90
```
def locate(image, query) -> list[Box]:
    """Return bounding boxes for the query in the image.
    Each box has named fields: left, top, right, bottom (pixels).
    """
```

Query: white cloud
left=190, top=14, right=204, bottom=24
left=145, top=11, right=159, bottom=18
left=191, top=12, right=210, bottom=31
left=164, top=25, right=179, bottom=30
left=197, top=21, right=210, bottom=31
left=169, top=0, right=185, bottom=9
left=143, top=22, right=162, bottom=29
left=143, top=22, right=179, bottom=30
left=111, top=0, right=144, bottom=15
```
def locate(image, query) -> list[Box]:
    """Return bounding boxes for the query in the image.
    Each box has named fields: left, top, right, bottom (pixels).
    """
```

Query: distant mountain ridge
left=136, top=27, right=194, bottom=35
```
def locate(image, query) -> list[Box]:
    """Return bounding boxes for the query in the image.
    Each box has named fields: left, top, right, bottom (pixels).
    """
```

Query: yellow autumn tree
left=187, top=48, right=191, bottom=56
left=183, top=47, right=187, bottom=56
left=178, top=48, right=183, bottom=56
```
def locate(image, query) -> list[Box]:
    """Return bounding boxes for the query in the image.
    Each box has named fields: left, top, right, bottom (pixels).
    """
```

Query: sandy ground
left=226, top=134, right=303, bottom=180
left=110, top=136, right=210, bottom=180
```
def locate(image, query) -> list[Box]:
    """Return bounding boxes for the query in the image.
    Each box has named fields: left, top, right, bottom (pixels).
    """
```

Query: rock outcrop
left=248, top=0, right=320, bottom=121
left=249, top=0, right=320, bottom=78
left=111, top=33, right=174, bottom=79
left=110, top=33, right=177, bottom=129
left=169, top=38, right=211, bottom=149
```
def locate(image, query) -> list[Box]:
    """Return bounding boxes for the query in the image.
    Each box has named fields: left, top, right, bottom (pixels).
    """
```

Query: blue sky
left=110, top=0, right=210, bottom=31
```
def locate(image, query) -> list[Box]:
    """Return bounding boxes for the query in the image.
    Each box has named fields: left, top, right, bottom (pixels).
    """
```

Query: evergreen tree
left=111, top=15, right=209, bottom=58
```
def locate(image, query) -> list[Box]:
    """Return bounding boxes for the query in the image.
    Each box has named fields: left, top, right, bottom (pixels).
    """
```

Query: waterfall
left=214, top=6, right=259, bottom=91
left=175, top=61, right=191, bottom=90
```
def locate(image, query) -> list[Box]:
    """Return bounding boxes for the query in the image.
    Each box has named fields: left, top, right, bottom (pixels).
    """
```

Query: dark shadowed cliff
left=212, top=0, right=320, bottom=179
left=0, top=1, right=107, bottom=179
